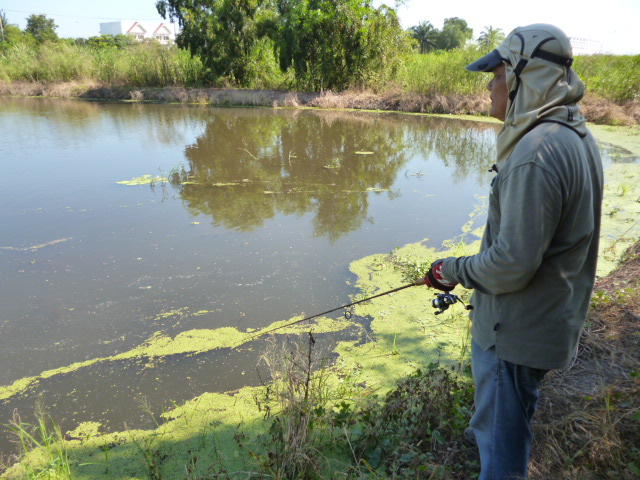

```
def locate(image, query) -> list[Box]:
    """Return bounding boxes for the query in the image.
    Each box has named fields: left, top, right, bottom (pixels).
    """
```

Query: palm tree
left=409, top=21, right=438, bottom=54
left=477, top=25, right=505, bottom=52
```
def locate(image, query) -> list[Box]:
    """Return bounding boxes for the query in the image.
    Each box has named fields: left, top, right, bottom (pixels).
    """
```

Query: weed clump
left=5, top=398, right=72, bottom=479
left=253, top=333, right=358, bottom=479
left=251, top=331, right=479, bottom=479
left=354, top=365, right=478, bottom=479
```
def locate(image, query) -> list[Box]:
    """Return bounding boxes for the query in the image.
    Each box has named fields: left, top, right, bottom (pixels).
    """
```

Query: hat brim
left=465, top=50, right=504, bottom=72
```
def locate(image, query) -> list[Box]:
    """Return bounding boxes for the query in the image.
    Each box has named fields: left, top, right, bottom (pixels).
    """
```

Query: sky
left=1, top=0, right=639, bottom=55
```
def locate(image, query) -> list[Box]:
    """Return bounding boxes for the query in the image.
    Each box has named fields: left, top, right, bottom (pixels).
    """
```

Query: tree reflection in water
left=170, top=109, right=498, bottom=241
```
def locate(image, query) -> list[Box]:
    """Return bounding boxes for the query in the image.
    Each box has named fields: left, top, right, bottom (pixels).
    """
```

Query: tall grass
left=396, top=48, right=488, bottom=96
left=397, top=49, right=640, bottom=103
left=573, top=54, right=640, bottom=102
left=0, top=42, right=212, bottom=88
left=1, top=40, right=639, bottom=104
left=6, top=400, right=72, bottom=479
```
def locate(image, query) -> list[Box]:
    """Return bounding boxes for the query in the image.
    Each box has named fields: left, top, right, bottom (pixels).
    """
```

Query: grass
left=352, top=364, right=477, bottom=478
left=252, top=333, right=362, bottom=478
left=1, top=41, right=638, bottom=125
left=249, top=330, right=479, bottom=479
left=0, top=41, right=211, bottom=88
left=5, top=397, right=72, bottom=479
left=397, top=48, right=489, bottom=97
left=573, top=54, right=640, bottom=103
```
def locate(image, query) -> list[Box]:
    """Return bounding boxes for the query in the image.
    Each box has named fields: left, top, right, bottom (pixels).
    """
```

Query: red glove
left=424, top=260, right=457, bottom=292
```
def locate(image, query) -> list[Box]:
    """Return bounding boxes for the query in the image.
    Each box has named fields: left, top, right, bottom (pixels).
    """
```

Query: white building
left=570, top=37, right=603, bottom=55
left=99, top=21, right=177, bottom=45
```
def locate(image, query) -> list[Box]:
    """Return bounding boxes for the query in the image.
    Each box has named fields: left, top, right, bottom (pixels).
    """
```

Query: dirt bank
left=2, top=80, right=639, bottom=126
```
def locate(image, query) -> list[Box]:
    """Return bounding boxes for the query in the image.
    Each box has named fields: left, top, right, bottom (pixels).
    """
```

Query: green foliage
left=389, top=247, right=433, bottom=282
left=253, top=334, right=361, bottom=478
left=476, top=25, right=505, bottom=52
left=407, top=17, right=474, bottom=53
left=436, top=17, right=473, bottom=51
left=1, top=12, right=30, bottom=49
left=590, top=287, right=638, bottom=309
left=355, top=364, right=477, bottom=478
left=157, top=0, right=410, bottom=91
left=1, top=7, right=639, bottom=104
left=157, top=0, right=266, bottom=86
left=7, top=401, right=72, bottom=479
left=409, top=21, right=439, bottom=54
left=0, top=40, right=210, bottom=87
left=251, top=338, right=477, bottom=479
left=116, top=42, right=204, bottom=87
left=274, top=0, right=410, bottom=91
left=397, top=48, right=489, bottom=96
left=85, top=34, right=135, bottom=49
left=235, top=36, right=291, bottom=89
left=25, top=14, right=59, bottom=44
left=573, top=54, right=640, bottom=102
left=0, top=42, right=91, bottom=82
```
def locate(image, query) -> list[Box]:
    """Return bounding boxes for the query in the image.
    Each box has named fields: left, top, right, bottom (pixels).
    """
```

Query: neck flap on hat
left=495, top=39, right=587, bottom=167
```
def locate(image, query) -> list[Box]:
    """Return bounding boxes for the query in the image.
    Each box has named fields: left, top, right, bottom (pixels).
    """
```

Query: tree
left=477, top=25, right=505, bottom=52
left=86, top=34, right=134, bottom=49
left=273, top=0, right=409, bottom=90
left=0, top=11, right=31, bottom=48
left=25, top=14, right=58, bottom=43
left=157, top=0, right=410, bottom=91
left=409, top=21, right=438, bottom=54
left=436, top=17, right=472, bottom=50
left=157, top=0, right=266, bottom=85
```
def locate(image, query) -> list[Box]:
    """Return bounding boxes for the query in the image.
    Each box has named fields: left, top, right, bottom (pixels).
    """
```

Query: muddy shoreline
left=2, top=80, right=639, bottom=126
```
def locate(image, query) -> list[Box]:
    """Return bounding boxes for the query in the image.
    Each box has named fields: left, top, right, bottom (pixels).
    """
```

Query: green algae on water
left=597, top=163, right=640, bottom=276
left=0, top=237, right=72, bottom=252
left=335, top=238, right=480, bottom=393
left=0, top=313, right=353, bottom=402
left=117, top=175, right=167, bottom=186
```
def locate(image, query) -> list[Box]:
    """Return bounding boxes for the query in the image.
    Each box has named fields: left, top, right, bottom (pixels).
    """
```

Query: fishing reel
left=432, top=292, right=473, bottom=315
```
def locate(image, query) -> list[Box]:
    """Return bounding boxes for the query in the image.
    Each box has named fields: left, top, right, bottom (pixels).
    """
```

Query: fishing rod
left=237, top=280, right=470, bottom=346
left=238, top=282, right=418, bottom=346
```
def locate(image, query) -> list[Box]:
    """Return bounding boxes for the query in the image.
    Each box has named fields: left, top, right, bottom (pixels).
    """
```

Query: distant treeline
left=0, top=7, right=638, bottom=103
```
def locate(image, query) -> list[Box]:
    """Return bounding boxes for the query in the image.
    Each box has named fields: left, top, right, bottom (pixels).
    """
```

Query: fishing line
left=235, top=281, right=421, bottom=347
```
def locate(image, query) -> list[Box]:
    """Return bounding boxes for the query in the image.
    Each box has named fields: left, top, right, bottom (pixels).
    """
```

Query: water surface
left=1, top=98, right=503, bottom=452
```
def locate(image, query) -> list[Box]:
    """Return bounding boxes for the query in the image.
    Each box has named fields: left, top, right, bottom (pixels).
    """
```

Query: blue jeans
left=470, top=339, right=548, bottom=480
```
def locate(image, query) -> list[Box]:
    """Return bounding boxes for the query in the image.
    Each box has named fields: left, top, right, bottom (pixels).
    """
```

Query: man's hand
left=419, top=260, right=457, bottom=292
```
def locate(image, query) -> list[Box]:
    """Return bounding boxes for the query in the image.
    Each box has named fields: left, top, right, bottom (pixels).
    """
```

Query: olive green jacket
left=442, top=122, right=603, bottom=370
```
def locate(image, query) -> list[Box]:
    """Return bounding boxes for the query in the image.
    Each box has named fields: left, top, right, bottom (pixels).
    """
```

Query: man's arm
left=443, top=163, right=562, bottom=295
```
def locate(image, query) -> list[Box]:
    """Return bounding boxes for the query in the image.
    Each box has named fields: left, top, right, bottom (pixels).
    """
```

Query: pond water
left=0, top=97, right=621, bottom=455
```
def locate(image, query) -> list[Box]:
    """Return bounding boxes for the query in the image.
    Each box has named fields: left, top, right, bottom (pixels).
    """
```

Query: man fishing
left=420, top=24, right=604, bottom=479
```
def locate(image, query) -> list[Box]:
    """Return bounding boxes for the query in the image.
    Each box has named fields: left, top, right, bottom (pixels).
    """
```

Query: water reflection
left=403, top=116, right=498, bottom=180
left=0, top=97, right=210, bottom=151
left=168, top=110, right=498, bottom=240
